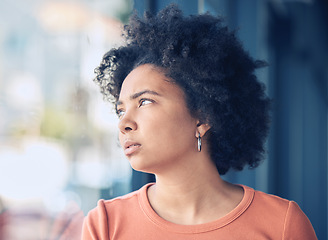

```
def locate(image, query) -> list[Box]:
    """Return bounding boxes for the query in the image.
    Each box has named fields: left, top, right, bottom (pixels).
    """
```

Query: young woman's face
left=116, top=64, right=199, bottom=174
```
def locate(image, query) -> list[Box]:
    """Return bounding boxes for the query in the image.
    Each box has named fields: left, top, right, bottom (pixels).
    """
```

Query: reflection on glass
left=0, top=0, right=133, bottom=239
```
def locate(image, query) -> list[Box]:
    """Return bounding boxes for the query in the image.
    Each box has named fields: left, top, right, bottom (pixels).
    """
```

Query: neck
left=154, top=157, right=223, bottom=197
left=147, top=153, right=243, bottom=225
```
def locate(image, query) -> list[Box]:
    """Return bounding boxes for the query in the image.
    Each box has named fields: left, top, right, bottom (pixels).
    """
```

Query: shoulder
left=249, top=186, right=307, bottom=221
left=242, top=186, right=317, bottom=239
left=283, top=201, right=317, bottom=239
left=252, top=187, right=292, bottom=210
left=82, top=184, right=150, bottom=240
left=87, top=186, right=143, bottom=220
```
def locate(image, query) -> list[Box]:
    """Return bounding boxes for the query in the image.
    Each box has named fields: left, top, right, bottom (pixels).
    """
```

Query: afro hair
left=94, top=4, right=271, bottom=175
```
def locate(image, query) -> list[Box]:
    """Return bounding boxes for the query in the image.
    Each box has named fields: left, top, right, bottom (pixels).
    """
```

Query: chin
left=128, top=157, right=148, bottom=171
left=129, top=158, right=156, bottom=174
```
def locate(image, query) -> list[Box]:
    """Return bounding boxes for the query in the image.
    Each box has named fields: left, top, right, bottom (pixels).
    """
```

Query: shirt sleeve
left=81, top=200, right=110, bottom=240
left=283, top=201, right=317, bottom=240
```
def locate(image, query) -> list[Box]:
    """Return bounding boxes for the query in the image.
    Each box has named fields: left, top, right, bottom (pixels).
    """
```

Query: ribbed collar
left=138, top=183, right=254, bottom=234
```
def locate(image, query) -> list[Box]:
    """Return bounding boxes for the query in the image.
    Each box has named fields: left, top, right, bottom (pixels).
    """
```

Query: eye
left=116, top=109, right=125, bottom=119
left=138, top=99, right=153, bottom=107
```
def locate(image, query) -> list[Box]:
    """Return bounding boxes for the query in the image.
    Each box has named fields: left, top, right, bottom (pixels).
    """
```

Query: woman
left=82, top=5, right=317, bottom=239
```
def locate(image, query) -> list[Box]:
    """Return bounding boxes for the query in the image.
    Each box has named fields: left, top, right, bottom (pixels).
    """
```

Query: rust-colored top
left=82, top=183, right=317, bottom=239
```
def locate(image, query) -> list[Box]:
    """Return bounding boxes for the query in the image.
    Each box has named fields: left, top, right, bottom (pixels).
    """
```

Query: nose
left=118, top=112, right=137, bottom=134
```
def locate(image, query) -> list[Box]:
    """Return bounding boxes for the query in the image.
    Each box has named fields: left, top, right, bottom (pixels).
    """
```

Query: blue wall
left=132, top=0, right=328, bottom=238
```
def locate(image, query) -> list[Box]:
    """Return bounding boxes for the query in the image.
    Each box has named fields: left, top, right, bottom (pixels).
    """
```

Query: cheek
left=144, top=112, right=196, bottom=150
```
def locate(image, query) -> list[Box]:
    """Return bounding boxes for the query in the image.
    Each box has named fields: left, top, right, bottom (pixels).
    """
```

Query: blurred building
left=133, top=0, right=328, bottom=239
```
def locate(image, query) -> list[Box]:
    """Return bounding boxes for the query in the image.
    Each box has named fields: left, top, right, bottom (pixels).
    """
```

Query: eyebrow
left=116, top=90, right=161, bottom=107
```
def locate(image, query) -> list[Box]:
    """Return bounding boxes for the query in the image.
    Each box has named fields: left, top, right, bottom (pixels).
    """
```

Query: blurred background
left=0, top=0, right=327, bottom=239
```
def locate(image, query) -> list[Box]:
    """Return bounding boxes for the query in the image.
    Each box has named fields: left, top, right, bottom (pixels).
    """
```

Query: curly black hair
left=94, top=4, right=271, bottom=175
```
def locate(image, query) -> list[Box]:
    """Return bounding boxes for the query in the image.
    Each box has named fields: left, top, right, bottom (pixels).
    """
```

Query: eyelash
left=138, top=98, right=153, bottom=107
left=116, top=98, right=154, bottom=119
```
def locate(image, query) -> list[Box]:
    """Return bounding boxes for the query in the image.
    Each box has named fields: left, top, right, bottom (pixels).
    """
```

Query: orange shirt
left=82, top=183, right=317, bottom=239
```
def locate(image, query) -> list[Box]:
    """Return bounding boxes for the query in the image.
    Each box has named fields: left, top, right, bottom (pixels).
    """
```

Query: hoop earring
left=197, top=133, right=201, bottom=152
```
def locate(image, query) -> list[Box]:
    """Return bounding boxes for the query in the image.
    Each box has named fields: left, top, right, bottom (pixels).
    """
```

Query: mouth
left=124, top=141, right=141, bottom=156
left=126, top=143, right=140, bottom=148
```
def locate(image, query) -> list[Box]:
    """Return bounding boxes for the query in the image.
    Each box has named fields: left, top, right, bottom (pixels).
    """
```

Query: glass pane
left=0, top=0, right=133, bottom=239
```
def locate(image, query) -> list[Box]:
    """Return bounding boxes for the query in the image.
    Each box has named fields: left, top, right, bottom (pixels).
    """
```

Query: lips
left=123, top=140, right=141, bottom=156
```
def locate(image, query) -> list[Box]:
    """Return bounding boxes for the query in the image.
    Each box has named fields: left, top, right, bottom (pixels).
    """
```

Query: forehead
left=119, top=64, right=180, bottom=99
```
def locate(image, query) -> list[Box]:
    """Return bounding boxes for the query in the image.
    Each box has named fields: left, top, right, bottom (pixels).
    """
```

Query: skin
left=117, top=64, right=244, bottom=225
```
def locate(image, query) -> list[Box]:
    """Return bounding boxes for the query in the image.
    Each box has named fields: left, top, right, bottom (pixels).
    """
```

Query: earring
left=198, top=133, right=201, bottom=152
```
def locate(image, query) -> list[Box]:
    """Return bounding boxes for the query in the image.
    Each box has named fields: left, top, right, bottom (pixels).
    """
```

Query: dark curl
left=94, top=4, right=271, bottom=175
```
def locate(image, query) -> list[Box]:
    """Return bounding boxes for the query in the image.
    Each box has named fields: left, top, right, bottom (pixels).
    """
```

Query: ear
left=195, top=121, right=211, bottom=138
